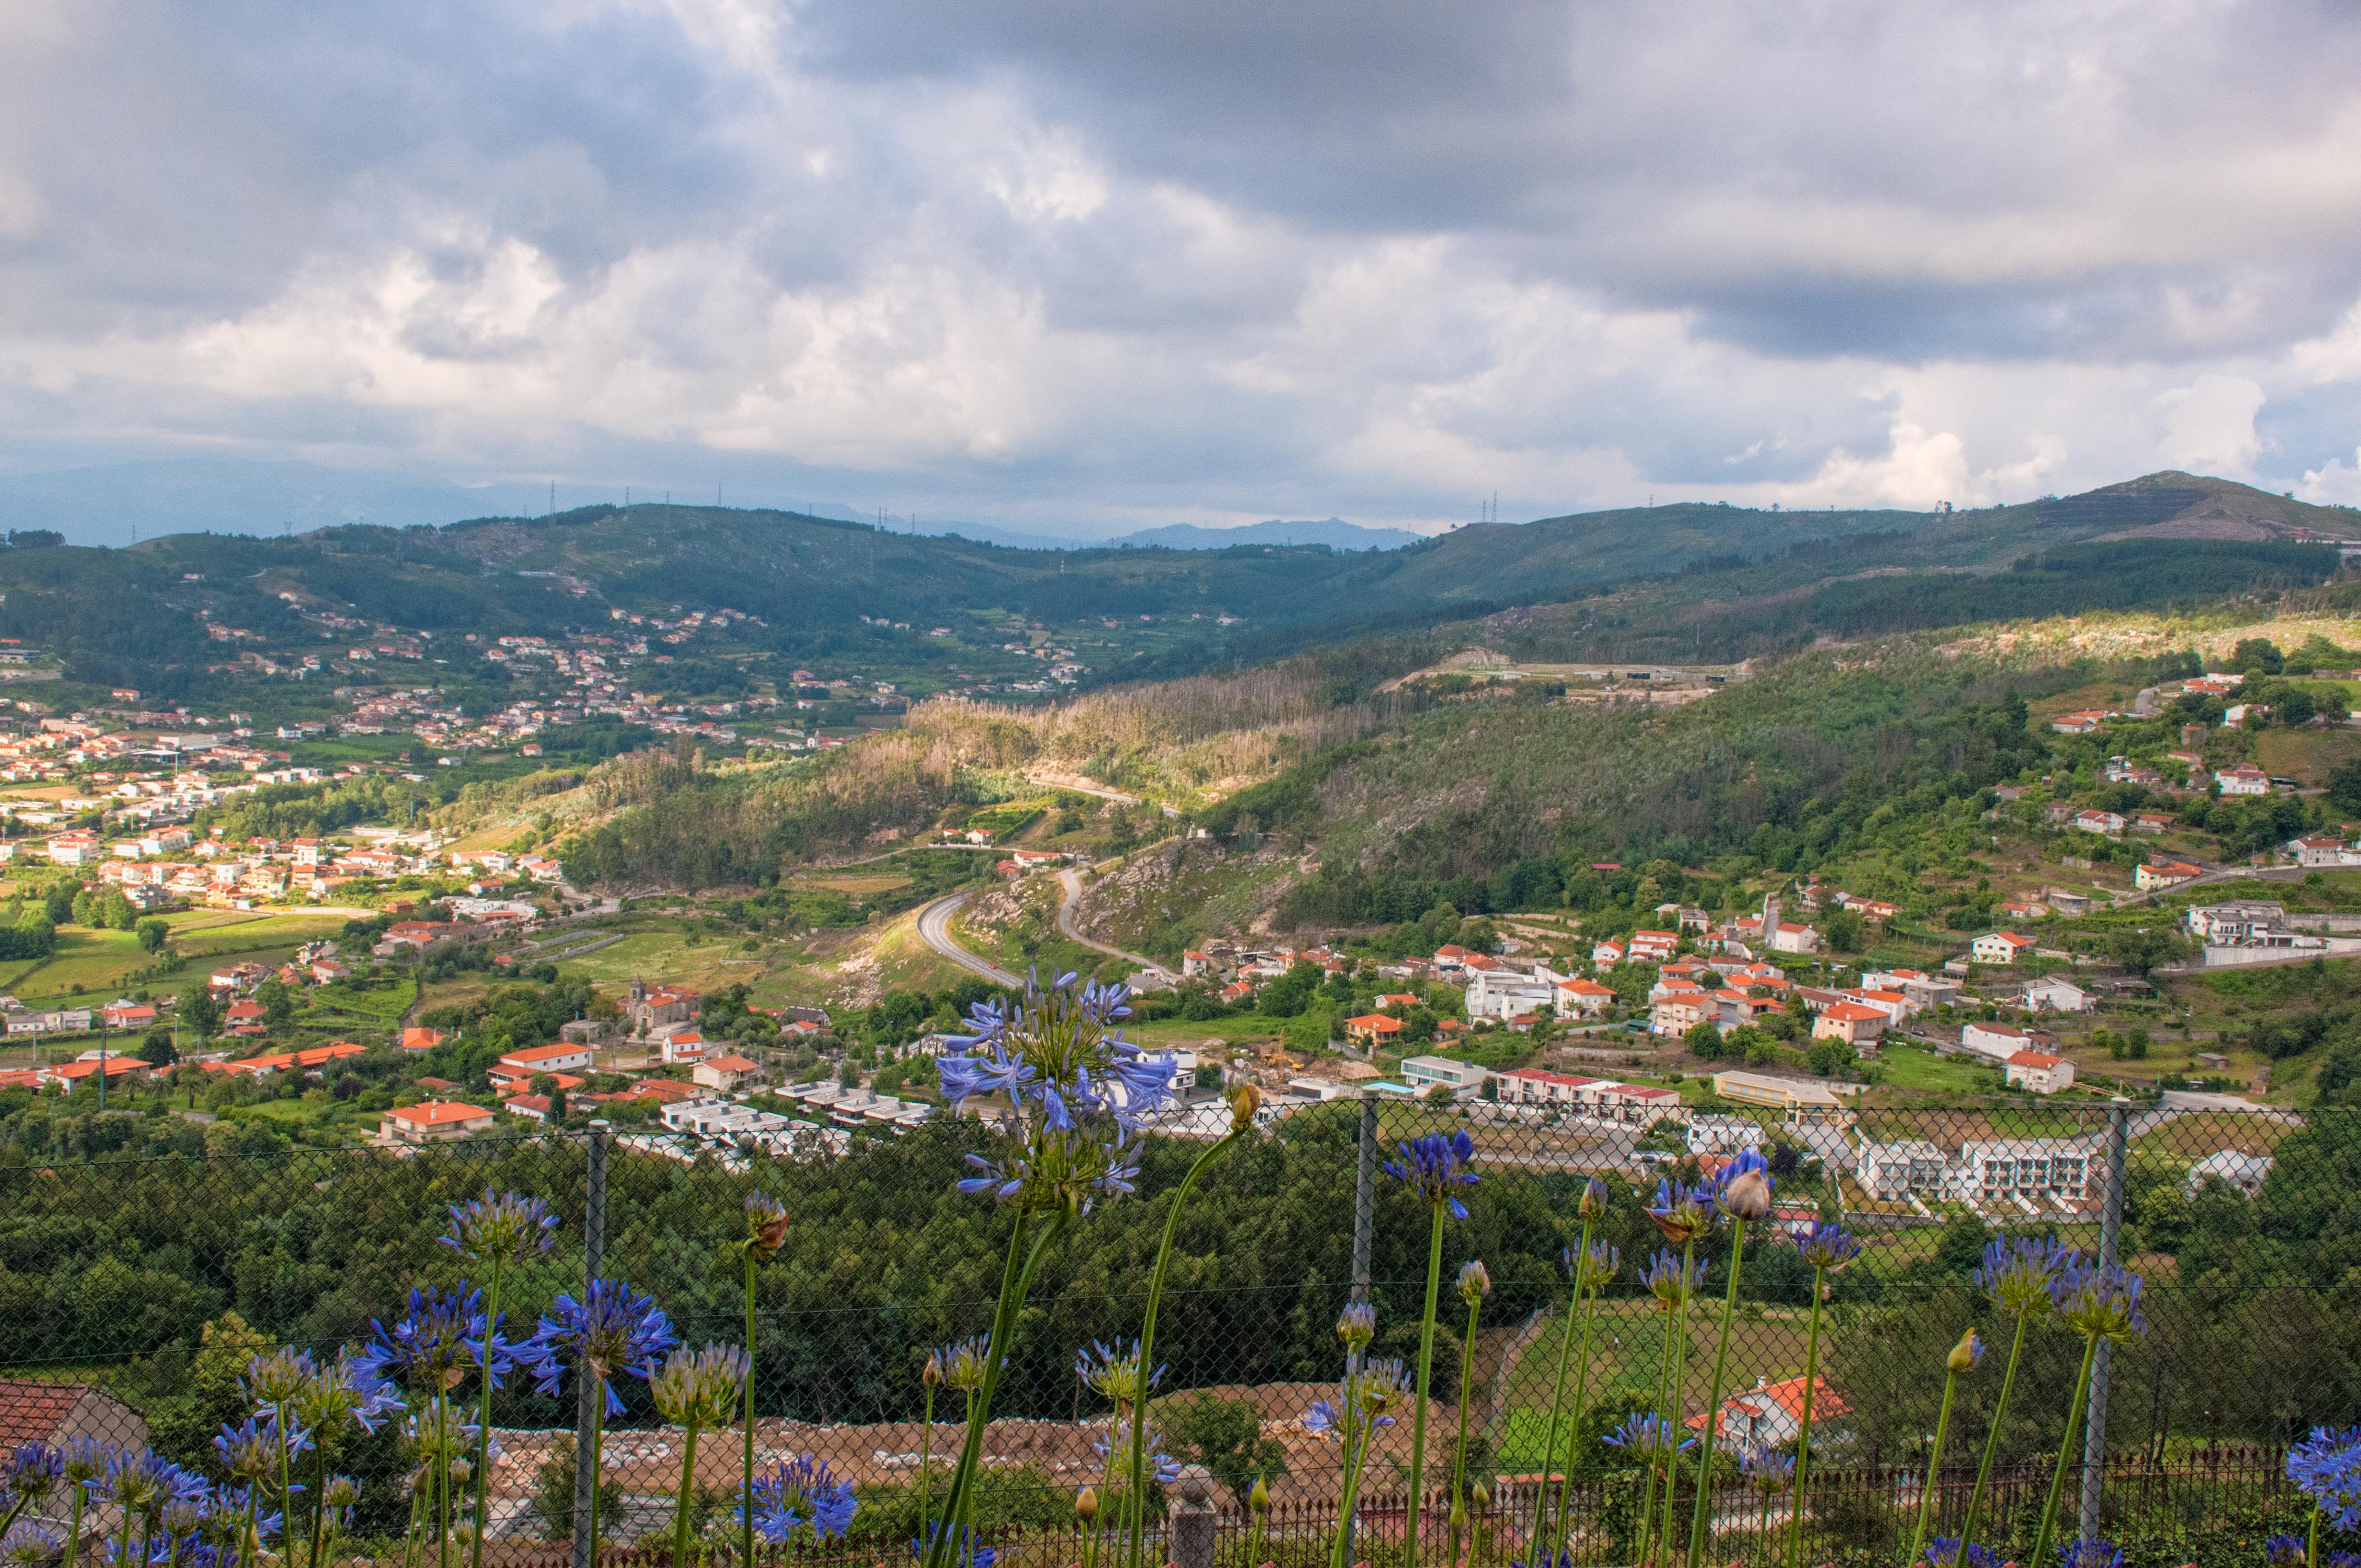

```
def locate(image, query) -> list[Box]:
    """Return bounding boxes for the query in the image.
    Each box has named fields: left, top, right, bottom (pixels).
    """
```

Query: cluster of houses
left=14, top=827, right=562, bottom=913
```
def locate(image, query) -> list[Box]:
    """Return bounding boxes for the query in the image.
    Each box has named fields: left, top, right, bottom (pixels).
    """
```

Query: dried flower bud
left=1719, top=1167, right=1774, bottom=1223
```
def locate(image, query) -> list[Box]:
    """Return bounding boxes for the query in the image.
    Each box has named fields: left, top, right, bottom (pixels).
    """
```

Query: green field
left=1873, top=1042, right=2002, bottom=1094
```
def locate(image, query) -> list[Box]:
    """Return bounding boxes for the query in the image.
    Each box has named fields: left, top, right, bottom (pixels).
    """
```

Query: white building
left=2186, top=902, right=2288, bottom=944
left=1961, top=1021, right=2042, bottom=1064
left=2019, top=977, right=2091, bottom=1014
left=1465, top=967, right=1560, bottom=1020
left=2184, top=1150, right=2273, bottom=1197
left=1685, top=1114, right=1766, bottom=1156
left=1971, top=932, right=2035, bottom=965
left=2216, top=765, right=2272, bottom=797
left=2003, top=1052, right=2075, bottom=1095
left=1399, top=1055, right=1489, bottom=1096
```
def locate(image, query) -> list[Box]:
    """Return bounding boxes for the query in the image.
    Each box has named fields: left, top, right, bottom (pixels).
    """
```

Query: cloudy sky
left=7, top=0, right=2361, bottom=534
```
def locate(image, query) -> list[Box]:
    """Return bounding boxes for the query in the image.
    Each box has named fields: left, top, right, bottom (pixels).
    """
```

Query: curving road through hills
left=913, top=891, right=1024, bottom=987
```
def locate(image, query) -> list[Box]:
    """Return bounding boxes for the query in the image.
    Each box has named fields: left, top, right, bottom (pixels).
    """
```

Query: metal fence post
left=2080, top=1106, right=2129, bottom=1545
left=573, top=1120, right=610, bottom=1568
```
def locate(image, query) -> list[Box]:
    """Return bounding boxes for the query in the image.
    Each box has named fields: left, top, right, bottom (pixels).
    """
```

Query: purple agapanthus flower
left=2057, top=1539, right=2121, bottom=1568
left=1796, top=1221, right=1863, bottom=1272
left=357, top=1286, right=518, bottom=1396
left=742, top=1453, right=859, bottom=1543
left=939, top=971, right=1176, bottom=1213
left=516, top=1279, right=678, bottom=1417
left=1383, top=1131, right=1478, bottom=1217
left=1975, top=1235, right=2072, bottom=1314
left=1923, top=1539, right=1998, bottom=1568
left=2289, top=1423, right=2361, bottom=1530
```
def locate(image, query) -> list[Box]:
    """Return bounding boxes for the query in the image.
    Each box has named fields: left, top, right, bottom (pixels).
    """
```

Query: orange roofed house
left=0, top=1378, right=146, bottom=1452
left=383, top=1100, right=495, bottom=1144
left=1689, top=1374, right=1849, bottom=1452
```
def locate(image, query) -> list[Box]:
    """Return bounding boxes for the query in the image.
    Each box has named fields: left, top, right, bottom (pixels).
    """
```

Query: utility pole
left=2080, top=1106, right=2131, bottom=1545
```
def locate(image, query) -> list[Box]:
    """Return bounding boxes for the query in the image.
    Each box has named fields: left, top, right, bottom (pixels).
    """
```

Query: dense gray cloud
left=4, top=0, right=2361, bottom=532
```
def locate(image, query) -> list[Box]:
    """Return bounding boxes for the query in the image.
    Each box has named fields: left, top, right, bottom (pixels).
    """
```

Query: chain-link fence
left=1, top=1096, right=2352, bottom=1565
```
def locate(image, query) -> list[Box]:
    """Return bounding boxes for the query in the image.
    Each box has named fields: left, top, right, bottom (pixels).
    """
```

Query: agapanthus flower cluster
left=1644, top=1179, right=1715, bottom=1245
left=440, top=1190, right=559, bottom=1267
left=1738, top=1444, right=1794, bottom=1494
left=1090, top=1414, right=1181, bottom=1487
left=649, top=1343, right=752, bottom=1429
left=1384, top=1131, right=1479, bottom=1217
left=1976, top=1235, right=2072, bottom=1315
left=942, top=972, right=1174, bottom=1214
left=58, top=1438, right=115, bottom=1494
left=291, top=1349, right=405, bottom=1438
left=240, top=1348, right=318, bottom=1416
left=1334, top=1302, right=1377, bottom=1354
left=360, top=1287, right=509, bottom=1396
left=1304, top=1358, right=1412, bottom=1442
left=2057, top=1539, right=2123, bottom=1568
left=742, top=1453, right=859, bottom=1543
left=0, top=1523, right=56, bottom=1568
left=1564, top=1239, right=1620, bottom=1293
left=1456, top=1259, right=1492, bottom=1305
left=2049, top=1259, right=2147, bottom=1342
left=518, top=1279, right=678, bottom=1415
left=106, top=1448, right=205, bottom=1535
left=1796, top=1221, right=1863, bottom=1272
left=938, top=1336, right=994, bottom=1395
left=214, top=1418, right=306, bottom=1489
left=2264, top=1534, right=2309, bottom=1567
left=1075, top=1340, right=1162, bottom=1409
left=1601, top=1412, right=1694, bottom=1471
left=1922, top=1539, right=1999, bottom=1568
left=2289, top=1423, right=2361, bottom=1530
left=3, top=1443, right=60, bottom=1509
left=1641, top=1248, right=1706, bottom=1311
left=1511, top=1550, right=1576, bottom=1568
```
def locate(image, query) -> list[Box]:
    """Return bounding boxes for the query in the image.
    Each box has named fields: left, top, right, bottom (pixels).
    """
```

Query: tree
left=1807, top=1035, right=1857, bottom=1076
left=137, top=1029, right=177, bottom=1068
left=136, top=917, right=170, bottom=955
left=2107, top=925, right=2190, bottom=978
left=1683, top=1019, right=1728, bottom=1059
left=257, top=978, right=293, bottom=1027
left=2232, top=638, right=2284, bottom=674
left=179, top=987, right=222, bottom=1043
left=1821, top=909, right=1866, bottom=953
left=1156, top=1392, right=1288, bottom=1510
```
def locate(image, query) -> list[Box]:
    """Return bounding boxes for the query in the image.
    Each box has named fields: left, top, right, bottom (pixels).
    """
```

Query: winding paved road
left=913, top=891, right=1024, bottom=987
left=1056, top=869, right=1178, bottom=982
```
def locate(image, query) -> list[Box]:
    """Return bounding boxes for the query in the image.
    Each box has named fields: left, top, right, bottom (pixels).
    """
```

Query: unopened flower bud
left=1230, top=1083, right=1261, bottom=1132
left=1720, top=1168, right=1774, bottom=1223
left=1448, top=1499, right=1466, bottom=1533
left=922, top=1353, right=943, bottom=1387
left=1579, top=1176, right=1608, bottom=1221
left=1248, top=1476, right=1269, bottom=1515
left=1075, top=1486, right=1099, bottom=1522
left=1471, top=1480, right=1491, bottom=1512
left=1948, top=1326, right=1984, bottom=1375
left=1457, top=1259, right=1491, bottom=1306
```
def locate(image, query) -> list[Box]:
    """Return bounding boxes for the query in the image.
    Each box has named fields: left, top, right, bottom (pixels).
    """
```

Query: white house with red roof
left=1554, top=977, right=1615, bottom=1017
left=1590, top=939, right=1626, bottom=966
left=1811, top=1001, right=1888, bottom=1046
left=1628, top=929, right=1680, bottom=962
left=2005, top=1052, right=2075, bottom=1095
left=383, top=1100, right=495, bottom=1143
left=1690, top=1375, right=1849, bottom=1451
left=1494, top=1068, right=1597, bottom=1109
left=1971, top=931, right=2036, bottom=965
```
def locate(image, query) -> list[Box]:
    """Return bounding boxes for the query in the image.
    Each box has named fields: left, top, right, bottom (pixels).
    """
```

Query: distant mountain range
left=0, top=458, right=1428, bottom=553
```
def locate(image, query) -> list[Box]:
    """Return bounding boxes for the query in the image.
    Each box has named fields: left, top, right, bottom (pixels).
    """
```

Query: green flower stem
left=1405, top=1200, right=1450, bottom=1568
left=669, top=1415, right=703, bottom=1568
left=1548, top=1272, right=1603, bottom=1557
left=404, top=1475, right=426, bottom=1568
left=1449, top=1291, right=1482, bottom=1568
left=311, top=1431, right=331, bottom=1568
left=1636, top=1281, right=1682, bottom=1568
left=1908, top=1362, right=1965, bottom=1567
left=1127, top=1125, right=1246, bottom=1568
left=112, top=1488, right=135, bottom=1568
left=2026, top=1334, right=2101, bottom=1568
left=1959, top=1309, right=2031, bottom=1559
left=2307, top=1503, right=2321, bottom=1568
left=586, top=1381, right=608, bottom=1568
left=243, top=1487, right=260, bottom=1568
left=1530, top=1216, right=1595, bottom=1554
left=1085, top=1422, right=1122, bottom=1568
left=1657, top=1240, right=1698, bottom=1568
left=926, top=1207, right=1071, bottom=1568
left=918, top=1381, right=937, bottom=1554
left=1329, top=1411, right=1378, bottom=1568
left=472, top=1257, right=503, bottom=1568
left=1686, top=1221, right=1750, bottom=1568
left=61, top=1476, right=84, bottom=1568
left=438, top=1396, right=453, bottom=1568
left=742, top=1250, right=759, bottom=1568
left=1783, top=1270, right=1827, bottom=1568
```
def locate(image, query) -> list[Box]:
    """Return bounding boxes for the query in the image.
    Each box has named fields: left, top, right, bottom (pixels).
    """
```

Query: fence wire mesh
left=0, top=1096, right=2352, bottom=1565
